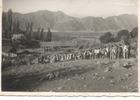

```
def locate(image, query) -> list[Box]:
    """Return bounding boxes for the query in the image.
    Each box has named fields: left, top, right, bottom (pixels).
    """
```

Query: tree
left=25, top=22, right=29, bottom=39
left=130, top=27, right=138, bottom=38
left=2, top=9, right=13, bottom=39
left=2, top=12, right=7, bottom=38
left=7, top=9, right=13, bottom=39
left=16, top=20, right=20, bottom=33
left=99, top=32, right=113, bottom=43
left=129, top=27, right=138, bottom=57
left=29, top=22, right=33, bottom=39
left=117, top=30, right=130, bottom=41
left=34, top=27, right=41, bottom=40
left=12, top=20, right=20, bottom=34
left=40, top=28, right=44, bottom=41
left=117, top=29, right=130, bottom=44
left=3, top=10, right=21, bottom=39
left=46, top=28, right=52, bottom=42
left=25, top=22, right=33, bottom=40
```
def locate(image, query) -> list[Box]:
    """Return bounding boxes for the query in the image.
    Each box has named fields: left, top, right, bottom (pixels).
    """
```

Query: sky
left=3, top=0, right=138, bottom=18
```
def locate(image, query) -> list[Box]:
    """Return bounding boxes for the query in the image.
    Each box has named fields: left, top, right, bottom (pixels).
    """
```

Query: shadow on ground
left=2, top=65, right=95, bottom=91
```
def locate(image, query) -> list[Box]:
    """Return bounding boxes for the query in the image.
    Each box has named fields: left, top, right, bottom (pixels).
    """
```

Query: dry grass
left=2, top=58, right=138, bottom=92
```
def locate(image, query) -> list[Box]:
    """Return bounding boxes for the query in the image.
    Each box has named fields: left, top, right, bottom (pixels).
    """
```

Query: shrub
left=117, top=29, right=130, bottom=41
left=130, top=27, right=138, bottom=39
left=99, top=32, right=113, bottom=43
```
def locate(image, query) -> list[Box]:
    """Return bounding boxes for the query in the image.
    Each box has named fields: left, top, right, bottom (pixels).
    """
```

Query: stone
left=83, top=84, right=87, bottom=88
left=57, top=86, right=63, bottom=90
left=110, top=80, right=115, bottom=85
left=104, top=67, right=112, bottom=72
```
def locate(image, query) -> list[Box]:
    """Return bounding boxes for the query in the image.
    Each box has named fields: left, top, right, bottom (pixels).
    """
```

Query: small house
left=12, top=34, right=25, bottom=41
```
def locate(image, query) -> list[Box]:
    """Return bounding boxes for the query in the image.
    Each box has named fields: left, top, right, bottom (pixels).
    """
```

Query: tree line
left=99, top=27, right=138, bottom=45
left=2, top=9, right=52, bottom=42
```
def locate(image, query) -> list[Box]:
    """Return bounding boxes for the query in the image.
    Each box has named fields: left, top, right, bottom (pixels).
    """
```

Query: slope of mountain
left=11, top=10, right=137, bottom=32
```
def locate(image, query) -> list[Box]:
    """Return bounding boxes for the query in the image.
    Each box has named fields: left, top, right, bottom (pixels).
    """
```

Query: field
left=45, top=31, right=104, bottom=41
left=2, top=31, right=138, bottom=92
left=2, top=58, right=138, bottom=92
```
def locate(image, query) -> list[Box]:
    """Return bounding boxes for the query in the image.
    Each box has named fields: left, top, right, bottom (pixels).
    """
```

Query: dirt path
left=2, top=58, right=138, bottom=92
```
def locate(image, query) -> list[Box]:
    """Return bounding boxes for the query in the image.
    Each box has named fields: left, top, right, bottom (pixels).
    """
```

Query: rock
left=83, top=84, right=87, bottom=88
left=131, top=88, right=138, bottom=92
left=39, top=78, right=44, bottom=81
left=97, top=77, right=102, bottom=80
left=110, top=80, right=115, bottom=85
left=92, top=76, right=96, bottom=80
left=95, top=73, right=99, bottom=76
left=91, top=73, right=95, bottom=76
left=67, top=78, right=71, bottom=81
left=54, top=71, right=60, bottom=78
left=104, top=67, right=112, bottom=72
left=125, top=73, right=133, bottom=77
left=57, top=86, right=63, bottom=90
left=102, top=76, right=105, bottom=80
left=96, top=61, right=101, bottom=64
left=49, top=90, right=54, bottom=92
left=119, top=77, right=127, bottom=81
left=92, top=73, right=100, bottom=80
left=46, top=72, right=55, bottom=80
left=107, top=76, right=114, bottom=79
left=74, top=74, right=79, bottom=77
left=112, top=62, right=120, bottom=68
left=81, top=77, right=85, bottom=80
left=123, top=63, right=132, bottom=69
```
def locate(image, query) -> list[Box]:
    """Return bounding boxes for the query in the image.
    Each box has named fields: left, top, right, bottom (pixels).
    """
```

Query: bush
left=99, top=32, right=114, bottom=44
left=117, top=29, right=130, bottom=41
left=130, top=27, right=138, bottom=39
left=129, top=27, right=138, bottom=57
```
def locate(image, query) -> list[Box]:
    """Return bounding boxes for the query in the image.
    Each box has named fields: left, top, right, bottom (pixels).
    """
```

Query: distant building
left=11, top=34, right=25, bottom=41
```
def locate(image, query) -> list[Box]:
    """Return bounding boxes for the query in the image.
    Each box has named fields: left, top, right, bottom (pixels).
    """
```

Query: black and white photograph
left=1, top=0, right=138, bottom=93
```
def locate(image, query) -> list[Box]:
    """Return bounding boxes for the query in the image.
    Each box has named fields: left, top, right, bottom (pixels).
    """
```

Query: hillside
left=10, top=10, right=137, bottom=32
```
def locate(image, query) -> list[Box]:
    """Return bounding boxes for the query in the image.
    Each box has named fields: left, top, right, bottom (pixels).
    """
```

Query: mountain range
left=11, top=10, right=137, bottom=32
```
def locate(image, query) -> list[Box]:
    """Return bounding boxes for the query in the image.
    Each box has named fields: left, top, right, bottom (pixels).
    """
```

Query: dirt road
left=2, top=58, right=138, bottom=92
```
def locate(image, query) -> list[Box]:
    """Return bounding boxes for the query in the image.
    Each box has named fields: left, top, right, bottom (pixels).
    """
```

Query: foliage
left=130, top=27, right=138, bottom=38
left=40, top=28, right=44, bottom=41
left=2, top=9, right=13, bottom=39
left=46, top=28, right=52, bottom=42
left=12, top=20, right=20, bottom=34
left=25, top=22, right=33, bottom=40
left=99, top=27, right=138, bottom=57
left=99, top=29, right=132, bottom=44
left=7, top=9, right=13, bottom=39
left=99, top=32, right=114, bottom=44
left=129, top=27, right=138, bottom=57
left=117, top=30, right=130, bottom=42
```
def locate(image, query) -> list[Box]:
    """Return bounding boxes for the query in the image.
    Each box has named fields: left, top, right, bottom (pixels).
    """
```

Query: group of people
left=2, top=43, right=130, bottom=66
left=38, top=44, right=130, bottom=64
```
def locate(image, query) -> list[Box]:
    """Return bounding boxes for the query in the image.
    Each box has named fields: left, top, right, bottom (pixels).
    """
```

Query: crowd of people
left=38, top=44, right=130, bottom=64
left=2, top=43, right=130, bottom=66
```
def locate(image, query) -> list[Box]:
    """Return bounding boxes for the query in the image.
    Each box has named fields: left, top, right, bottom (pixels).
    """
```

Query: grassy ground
left=2, top=58, right=138, bottom=92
